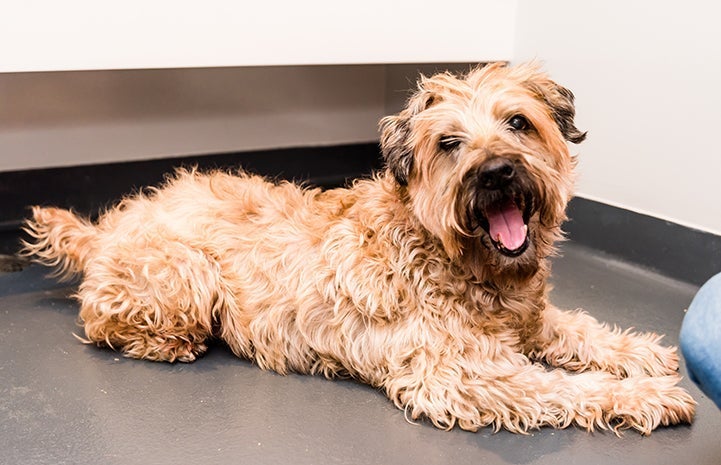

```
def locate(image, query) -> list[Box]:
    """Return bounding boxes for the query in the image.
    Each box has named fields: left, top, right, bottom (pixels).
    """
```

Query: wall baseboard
left=2, top=145, right=718, bottom=285
left=566, top=197, right=721, bottom=286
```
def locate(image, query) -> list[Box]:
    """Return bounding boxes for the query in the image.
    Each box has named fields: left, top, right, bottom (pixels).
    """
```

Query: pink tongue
left=486, top=200, right=527, bottom=251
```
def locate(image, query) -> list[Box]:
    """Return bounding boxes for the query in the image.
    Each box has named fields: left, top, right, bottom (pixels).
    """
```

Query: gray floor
left=1, top=242, right=718, bottom=465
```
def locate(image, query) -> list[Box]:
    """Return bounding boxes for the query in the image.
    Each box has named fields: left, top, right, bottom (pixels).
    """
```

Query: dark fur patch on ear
left=379, top=114, right=413, bottom=185
left=526, top=79, right=587, bottom=144
left=378, top=87, right=438, bottom=185
left=551, top=85, right=587, bottom=144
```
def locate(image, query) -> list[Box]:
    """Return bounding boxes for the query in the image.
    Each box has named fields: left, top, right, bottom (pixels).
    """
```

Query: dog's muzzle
left=471, top=157, right=533, bottom=258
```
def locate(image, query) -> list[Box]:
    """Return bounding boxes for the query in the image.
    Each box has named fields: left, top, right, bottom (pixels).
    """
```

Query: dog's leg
left=529, top=305, right=680, bottom=377
left=387, top=345, right=694, bottom=435
left=77, top=240, right=220, bottom=362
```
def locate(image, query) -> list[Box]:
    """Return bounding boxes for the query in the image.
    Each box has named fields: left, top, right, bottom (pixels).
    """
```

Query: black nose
left=479, top=158, right=515, bottom=190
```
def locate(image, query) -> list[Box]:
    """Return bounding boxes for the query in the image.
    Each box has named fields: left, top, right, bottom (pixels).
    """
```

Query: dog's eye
left=439, top=136, right=462, bottom=152
left=508, top=115, right=531, bottom=132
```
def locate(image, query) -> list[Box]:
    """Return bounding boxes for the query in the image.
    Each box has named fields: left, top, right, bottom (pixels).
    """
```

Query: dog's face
left=380, top=63, right=586, bottom=283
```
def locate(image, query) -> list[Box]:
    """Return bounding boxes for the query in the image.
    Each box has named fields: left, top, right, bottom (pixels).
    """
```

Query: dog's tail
left=21, top=207, right=97, bottom=280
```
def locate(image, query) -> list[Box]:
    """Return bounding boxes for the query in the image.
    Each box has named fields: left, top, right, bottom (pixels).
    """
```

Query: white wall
left=1, top=1, right=515, bottom=72
left=514, top=0, right=721, bottom=235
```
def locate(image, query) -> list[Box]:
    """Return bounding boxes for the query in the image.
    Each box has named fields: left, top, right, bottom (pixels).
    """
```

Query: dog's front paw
left=606, top=375, right=695, bottom=435
left=643, top=341, right=680, bottom=376
left=609, top=332, right=680, bottom=378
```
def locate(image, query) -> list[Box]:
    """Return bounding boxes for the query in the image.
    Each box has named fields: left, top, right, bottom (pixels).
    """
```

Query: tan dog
left=22, top=63, right=695, bottom=435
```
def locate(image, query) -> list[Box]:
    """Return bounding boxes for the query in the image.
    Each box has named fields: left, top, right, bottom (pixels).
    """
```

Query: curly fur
left=22, top=62, right=695, bottom=435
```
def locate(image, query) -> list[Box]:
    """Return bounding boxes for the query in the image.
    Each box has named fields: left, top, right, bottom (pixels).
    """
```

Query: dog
left=22, top=62, right=695, bottom=435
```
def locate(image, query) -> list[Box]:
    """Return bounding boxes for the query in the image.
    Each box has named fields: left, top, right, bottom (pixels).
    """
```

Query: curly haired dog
left=23, top=62, right=695, bottom=435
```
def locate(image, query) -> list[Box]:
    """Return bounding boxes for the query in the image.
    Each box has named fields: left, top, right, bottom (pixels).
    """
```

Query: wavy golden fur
left=22, top=62, right=695, bottom=435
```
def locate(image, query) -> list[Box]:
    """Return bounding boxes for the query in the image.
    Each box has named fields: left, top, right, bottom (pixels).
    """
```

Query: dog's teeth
left=522, top=225, right=528, bottom=236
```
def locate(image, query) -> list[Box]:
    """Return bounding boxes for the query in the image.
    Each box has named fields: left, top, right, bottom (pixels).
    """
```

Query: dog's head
left=379, top=62, right=585, bottom=283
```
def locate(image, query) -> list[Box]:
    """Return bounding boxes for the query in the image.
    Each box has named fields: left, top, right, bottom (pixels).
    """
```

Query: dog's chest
left=464, top=283, right=544, bottom=348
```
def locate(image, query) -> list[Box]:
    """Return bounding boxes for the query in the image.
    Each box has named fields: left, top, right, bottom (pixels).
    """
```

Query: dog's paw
left=608, top=333, right=680, bottom=378
left=605, top=375, right=695, bottom=435
left=641, top=342, right=680, bottom=376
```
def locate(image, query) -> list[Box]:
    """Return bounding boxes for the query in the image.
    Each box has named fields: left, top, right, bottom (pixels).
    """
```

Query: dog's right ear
left=379, top=87, right=437, bottom=186
left=379, top=112, right=413, bottom=186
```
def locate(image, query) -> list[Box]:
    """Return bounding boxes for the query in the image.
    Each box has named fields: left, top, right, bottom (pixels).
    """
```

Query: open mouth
left=478, top=195, right=532, bottom=257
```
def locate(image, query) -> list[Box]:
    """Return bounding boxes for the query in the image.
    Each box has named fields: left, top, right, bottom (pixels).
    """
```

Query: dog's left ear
left=547, top=84, right=587, bottom=144
left=379, top=86, right=437, bottom=186
left=528, top=79, right=587, bottom=144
